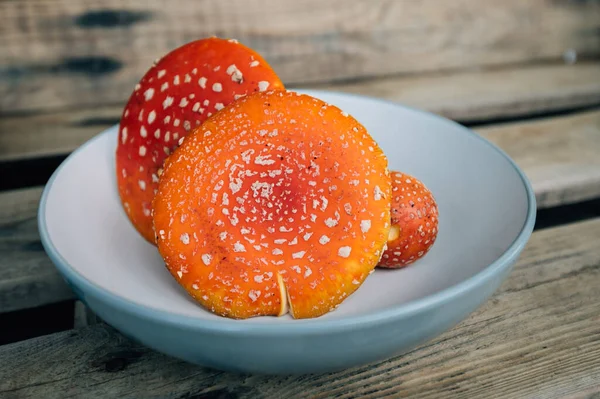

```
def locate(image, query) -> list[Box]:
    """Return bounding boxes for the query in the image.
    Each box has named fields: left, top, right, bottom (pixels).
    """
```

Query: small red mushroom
left=152, top=91, right=392, bottom=319
left=116, top=37, right=285, bottom=243
left=378, top=171, right=438, bottom=268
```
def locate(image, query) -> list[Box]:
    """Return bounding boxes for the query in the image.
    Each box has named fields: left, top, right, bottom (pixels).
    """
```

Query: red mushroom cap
left=116, top=37, right=285, bottom=243
left=153, top=91, right=392, bottom=319
left=378, top=171, right=438, bottom=268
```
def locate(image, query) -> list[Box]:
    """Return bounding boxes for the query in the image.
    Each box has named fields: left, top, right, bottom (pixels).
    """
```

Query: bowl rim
left=38, top=89, right=537, bottom=336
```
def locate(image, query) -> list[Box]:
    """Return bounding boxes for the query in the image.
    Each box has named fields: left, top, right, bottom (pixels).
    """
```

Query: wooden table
left=1, top=1, right=600, bottom=397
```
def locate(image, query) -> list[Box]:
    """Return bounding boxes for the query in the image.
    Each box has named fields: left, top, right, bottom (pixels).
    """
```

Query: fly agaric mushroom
left=116, top=37, right=285, bottom=243
left=378, top=171, right=438, bottom=268
left=152, top=91, right=392, bottom=319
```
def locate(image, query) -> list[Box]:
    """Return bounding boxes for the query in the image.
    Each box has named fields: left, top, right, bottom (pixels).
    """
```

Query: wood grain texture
left=479, top=109, right=600, bottom=208
left=326, top=63, right=600, bottom=122
left=1, top=0, right=599, bottom=112
left=0, top=105, right=120, bottom=162
left=0, top=188, right=74, bottom=313
left=2, top=62, right=599, bottom=161
left=1, top=218, right=599, bottom=398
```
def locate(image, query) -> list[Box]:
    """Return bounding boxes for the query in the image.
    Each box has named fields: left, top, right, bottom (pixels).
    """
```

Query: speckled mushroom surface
left=116, top=37, right=284, bottom=243
left=378, top=171, right=438, bottom=268
left=153, top=90, right=392, bottom=319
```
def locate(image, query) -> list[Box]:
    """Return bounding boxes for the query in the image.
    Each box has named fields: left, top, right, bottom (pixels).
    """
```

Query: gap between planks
left=0, top=217, right=599, bottom=398
left=1, top=62, right=599, bottom=162
left=1, top=108, right=599, bottom=314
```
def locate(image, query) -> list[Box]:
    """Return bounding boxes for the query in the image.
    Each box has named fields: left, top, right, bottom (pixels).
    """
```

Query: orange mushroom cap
left=378, top=171, right=438, bottom=268
left=153, top=91, right=391, bottom=319
left=116, top=37, right=285, bottom=243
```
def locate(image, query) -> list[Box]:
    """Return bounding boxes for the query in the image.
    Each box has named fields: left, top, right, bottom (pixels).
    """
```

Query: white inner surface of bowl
left=43, top=90, right=528, bottom=324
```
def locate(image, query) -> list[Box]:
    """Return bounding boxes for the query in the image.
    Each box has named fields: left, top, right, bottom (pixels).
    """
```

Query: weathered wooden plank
left=1, top=218, right=599, bottom=398
left=1, top=0, right=599, bottom=112
left=479, top=109, right=600, bottom=208
left=0, top=105, right=120, bottom=162
left=2, top=107, right=599, bottom=210
left=325, top=62, right=600, bottom=123
left=0, top=188, right=74, bottom=313
left=1, top=109, right=598, bottom=314
left=2, top=63, right=599, bottom=162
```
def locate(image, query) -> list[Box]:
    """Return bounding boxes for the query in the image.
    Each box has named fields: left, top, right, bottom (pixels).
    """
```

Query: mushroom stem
left=388, top=224, right=401, bottom=242
left=277, top=273, right=289, bottom=317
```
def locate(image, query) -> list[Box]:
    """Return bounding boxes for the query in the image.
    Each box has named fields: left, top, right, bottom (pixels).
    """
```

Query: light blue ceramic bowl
left=38, top=90, right=536, bottom=374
